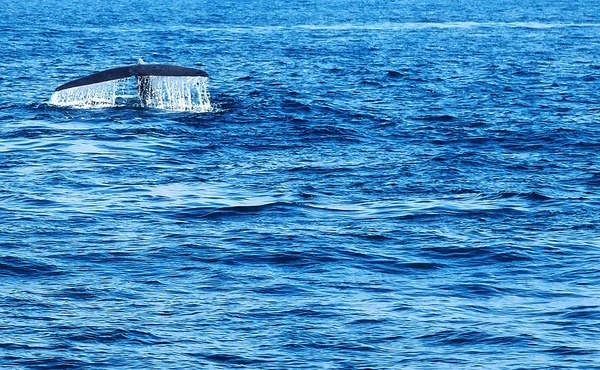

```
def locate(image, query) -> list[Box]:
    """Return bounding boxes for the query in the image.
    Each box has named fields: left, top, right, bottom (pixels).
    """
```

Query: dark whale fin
left=55, top=66, right=136, bottom=91
left=136, top=64, right=209, bottom=78
left=55, top=64, right=208, bottom=92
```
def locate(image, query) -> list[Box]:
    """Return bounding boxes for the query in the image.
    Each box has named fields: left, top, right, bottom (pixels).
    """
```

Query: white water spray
left=50, top=76, right=211, bottom=112
left=139, top=76, right=211, bottom=112
left=50, top=79, right=129, bottom=108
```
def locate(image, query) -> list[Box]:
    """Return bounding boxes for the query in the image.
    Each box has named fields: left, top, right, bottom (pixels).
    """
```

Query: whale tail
left=51, top=60, right=210, bottom=112
left=54, top=62, right=208, bottom=92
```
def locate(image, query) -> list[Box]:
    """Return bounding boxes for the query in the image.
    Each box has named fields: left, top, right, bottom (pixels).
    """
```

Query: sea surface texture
left=2, top=0, right=600, bottom=368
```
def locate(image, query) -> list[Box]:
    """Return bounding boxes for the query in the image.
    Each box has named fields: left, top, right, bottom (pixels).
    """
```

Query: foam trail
left=50, top=79, right=128, bottom=108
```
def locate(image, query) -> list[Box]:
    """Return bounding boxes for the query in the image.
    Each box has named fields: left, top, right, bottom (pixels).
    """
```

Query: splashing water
left=139, top=76, right=212, bottom=112
left=50, top=79, right=129, bottom=108
left=50, top=76, right=211, bottom=112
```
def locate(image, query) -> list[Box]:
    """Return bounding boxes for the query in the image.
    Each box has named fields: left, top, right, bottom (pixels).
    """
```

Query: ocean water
left=2, top=0, right=600, bottom=368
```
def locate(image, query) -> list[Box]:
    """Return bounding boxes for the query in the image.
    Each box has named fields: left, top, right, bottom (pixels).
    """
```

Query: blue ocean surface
left=2, top=0, right=600, bottom=368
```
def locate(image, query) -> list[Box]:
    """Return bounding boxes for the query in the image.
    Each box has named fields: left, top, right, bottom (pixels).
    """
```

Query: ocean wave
left=3, top=0, right=600, bottom=367
left=0, top=256, right=63, bottom=278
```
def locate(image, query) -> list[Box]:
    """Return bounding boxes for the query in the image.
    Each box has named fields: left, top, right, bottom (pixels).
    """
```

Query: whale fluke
left=55, top=63, right=208, bottom=92
left=55, top=66, right=135, bottom=92
left=51, top=61, right=211, bottom=111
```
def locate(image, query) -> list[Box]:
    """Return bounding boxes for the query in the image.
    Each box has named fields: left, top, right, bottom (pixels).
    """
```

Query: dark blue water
left=2, top=0, right=600, bottom=368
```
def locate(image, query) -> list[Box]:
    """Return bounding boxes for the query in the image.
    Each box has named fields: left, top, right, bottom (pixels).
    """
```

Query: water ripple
left=2, top=0, right=600, bottom=368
